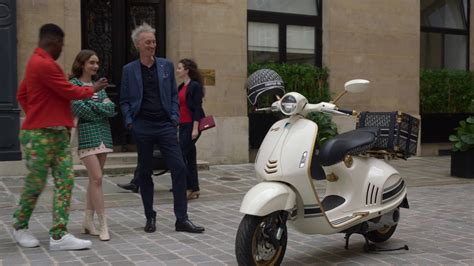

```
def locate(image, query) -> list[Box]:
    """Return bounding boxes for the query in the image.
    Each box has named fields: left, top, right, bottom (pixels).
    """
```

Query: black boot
left=117, top=182, right=139, bottom=193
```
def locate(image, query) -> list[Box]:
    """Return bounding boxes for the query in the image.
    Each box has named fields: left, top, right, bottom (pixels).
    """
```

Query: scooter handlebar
left=337, top=108, right=357, bottom=116
left=254, top=101, right=281, bottom=113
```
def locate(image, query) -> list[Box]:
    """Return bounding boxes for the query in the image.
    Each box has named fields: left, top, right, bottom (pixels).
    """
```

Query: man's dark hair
left=39, top=23, right=64, bottom=40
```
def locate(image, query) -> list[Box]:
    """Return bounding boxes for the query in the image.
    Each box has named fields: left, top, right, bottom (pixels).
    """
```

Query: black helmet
left=247, top=69, right=285, bottom=106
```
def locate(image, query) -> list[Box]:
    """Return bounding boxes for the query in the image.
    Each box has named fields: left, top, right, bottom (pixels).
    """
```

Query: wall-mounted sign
left=200, top=69, right=215, bottom=86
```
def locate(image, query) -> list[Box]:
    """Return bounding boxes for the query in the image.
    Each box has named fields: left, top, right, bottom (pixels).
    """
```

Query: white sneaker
left=49, top=233, right=92, bottom=251
left=13, top=229, right=40, bottom=248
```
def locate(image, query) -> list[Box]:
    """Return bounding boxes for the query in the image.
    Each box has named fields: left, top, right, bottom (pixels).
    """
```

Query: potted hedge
left=420, top=70, right=474, bottom=143
left=449, top=116, right=474, bottom=178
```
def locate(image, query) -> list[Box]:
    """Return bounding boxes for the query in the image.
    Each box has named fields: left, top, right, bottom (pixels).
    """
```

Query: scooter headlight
left=281, top=95, right=297, bottom=115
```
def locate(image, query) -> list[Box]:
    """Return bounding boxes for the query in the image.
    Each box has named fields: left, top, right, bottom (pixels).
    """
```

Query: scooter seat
left=318, top=127, right=379, bottom=166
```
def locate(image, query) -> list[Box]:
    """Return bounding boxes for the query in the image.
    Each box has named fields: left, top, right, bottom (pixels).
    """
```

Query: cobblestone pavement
left=0, top=156, right=473, bottom=265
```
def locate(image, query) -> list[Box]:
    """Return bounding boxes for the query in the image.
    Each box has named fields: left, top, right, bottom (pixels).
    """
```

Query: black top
left=139, top=61, right=167, bottom=121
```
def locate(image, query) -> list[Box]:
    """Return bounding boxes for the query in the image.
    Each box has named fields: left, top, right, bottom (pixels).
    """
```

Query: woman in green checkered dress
left=70, top=50, right=115, bottom=241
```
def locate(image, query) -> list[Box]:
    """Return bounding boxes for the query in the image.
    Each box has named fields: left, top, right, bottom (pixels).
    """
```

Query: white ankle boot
left=81, top=209, right=99, bottom=236
left=13, top=229, right=40, bottom=248
left=97, top=213, right=110, bottom=241
left=49, top=233, right=91, bottom=251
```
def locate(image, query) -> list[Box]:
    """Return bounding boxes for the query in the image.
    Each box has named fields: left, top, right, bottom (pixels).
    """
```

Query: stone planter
left=421, top=113, right=472, bottom=143
left=451, top=150, right=474, bottom=178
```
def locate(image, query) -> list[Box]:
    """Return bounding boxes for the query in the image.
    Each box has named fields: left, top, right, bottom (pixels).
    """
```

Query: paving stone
left=109, top=261, right=135, bottom=266
left=1, top=157, right=473, bottom=265
left=80, top=255, right=103, bottom=264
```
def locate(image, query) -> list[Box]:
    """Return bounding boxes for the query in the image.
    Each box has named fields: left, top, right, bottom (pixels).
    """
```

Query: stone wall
left=17, top=0, right=81, bottom=81
left=167, top=0, right=249, bottom=164
left=323, top=0, right=420, bottom=115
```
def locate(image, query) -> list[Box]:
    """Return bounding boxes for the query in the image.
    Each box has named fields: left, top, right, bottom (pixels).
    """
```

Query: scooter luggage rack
left=361, top=150, right=405, bottom=160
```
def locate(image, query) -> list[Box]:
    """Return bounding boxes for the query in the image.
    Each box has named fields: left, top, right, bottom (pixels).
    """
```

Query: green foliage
left=306, top=112, right=338, bottom=147
left=449, top=116, right=474, bottom=152
left=248, top=63, right=337, bottom=147
left=248, top=63, right=331, bottom=105
left=420, top=69, right=474, bottom=114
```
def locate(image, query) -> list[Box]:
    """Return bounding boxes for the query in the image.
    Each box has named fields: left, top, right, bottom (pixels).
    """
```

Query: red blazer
left=17, top=48, right=95, bottom=129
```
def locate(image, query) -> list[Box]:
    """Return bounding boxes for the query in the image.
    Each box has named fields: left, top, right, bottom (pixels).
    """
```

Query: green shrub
left=307, top=112, right=338, bottom=147
left=449, top=116, right=474, bottom=152
left=420, top=69, right=474, bottom=114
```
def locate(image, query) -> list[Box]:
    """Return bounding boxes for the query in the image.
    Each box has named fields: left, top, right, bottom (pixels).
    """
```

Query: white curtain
left=286, top=25, right=315, bottom=54
left=248, top=22, right=278, bottom=52
left=444, top=34, right=467, bottom=69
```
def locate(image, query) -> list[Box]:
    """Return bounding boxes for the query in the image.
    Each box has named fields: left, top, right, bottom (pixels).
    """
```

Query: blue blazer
left=120, top=57, right=179, bottom=127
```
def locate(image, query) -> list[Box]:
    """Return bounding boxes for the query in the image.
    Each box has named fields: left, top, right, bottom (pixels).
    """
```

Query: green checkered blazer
left=70, top=78, right=116, bottom=150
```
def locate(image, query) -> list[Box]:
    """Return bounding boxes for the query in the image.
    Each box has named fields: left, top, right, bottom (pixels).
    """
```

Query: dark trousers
left=132, top=117, right=188, bottom=222
left=179, top=123, right=200, bottom=192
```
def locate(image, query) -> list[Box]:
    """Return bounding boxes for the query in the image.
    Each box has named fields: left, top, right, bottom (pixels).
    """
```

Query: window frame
left=420, top=0, right=470, bottom=70
left=247, top=0, right=322, bottom=66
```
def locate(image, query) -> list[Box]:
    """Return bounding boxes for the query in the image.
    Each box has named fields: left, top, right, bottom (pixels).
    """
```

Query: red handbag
left=198, top=115, right=216, bottom=132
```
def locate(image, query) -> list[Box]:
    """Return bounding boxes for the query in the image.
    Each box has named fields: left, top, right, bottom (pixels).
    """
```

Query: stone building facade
left=3, top=0, right=473, bottom=167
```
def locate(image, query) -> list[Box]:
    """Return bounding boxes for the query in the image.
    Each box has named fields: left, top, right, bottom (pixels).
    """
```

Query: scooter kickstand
left=344, top=233, right=352, bottom=250
left=362, top=234, right=409, bottom=252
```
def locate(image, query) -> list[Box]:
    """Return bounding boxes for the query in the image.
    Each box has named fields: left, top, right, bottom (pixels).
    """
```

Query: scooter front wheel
left=235, top=213, right=288, bottom=266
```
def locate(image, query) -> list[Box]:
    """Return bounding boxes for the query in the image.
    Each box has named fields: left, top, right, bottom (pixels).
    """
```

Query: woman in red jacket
left=176, top=59, right=205, bottom=200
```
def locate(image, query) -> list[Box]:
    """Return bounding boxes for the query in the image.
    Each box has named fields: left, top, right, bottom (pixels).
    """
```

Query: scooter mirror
left=344, top=79, right=370, bottom=93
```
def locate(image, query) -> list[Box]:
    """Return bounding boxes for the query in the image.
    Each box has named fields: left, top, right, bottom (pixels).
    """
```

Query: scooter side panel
left=255, top=118, right=290, bottom=181
left=323, top=158, right=405, bottom=220
left=278, top=118, right=320, bottom=207
left=239, top=182, right=296, bottom=216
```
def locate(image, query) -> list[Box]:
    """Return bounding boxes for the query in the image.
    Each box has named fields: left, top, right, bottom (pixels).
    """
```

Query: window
left=247, top=0, right=322, bottom=66
left=421, top=0, right=470, bottom=70
left=248, top=22, right=279, bottom=63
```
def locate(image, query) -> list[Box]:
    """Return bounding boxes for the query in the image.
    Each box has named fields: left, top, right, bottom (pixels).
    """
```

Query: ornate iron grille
left=82, top=0, right=113, bottom=81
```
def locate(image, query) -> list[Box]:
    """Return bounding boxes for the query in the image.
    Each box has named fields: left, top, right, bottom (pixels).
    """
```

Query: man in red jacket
left=13, top=23, right=108, bottom=251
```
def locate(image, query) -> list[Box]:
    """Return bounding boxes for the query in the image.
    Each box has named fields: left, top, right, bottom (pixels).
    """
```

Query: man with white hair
left=120, top=23, right=204, bottom=233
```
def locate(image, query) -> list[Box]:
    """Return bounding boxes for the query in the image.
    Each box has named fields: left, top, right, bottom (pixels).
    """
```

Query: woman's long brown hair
left=70, top=49, right=97, bottom=79
left=179, top=58, right=205, bottom=96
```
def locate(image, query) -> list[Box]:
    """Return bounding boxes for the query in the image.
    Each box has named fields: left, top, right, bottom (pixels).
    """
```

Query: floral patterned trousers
left=13, top=129, right=74, bottom=239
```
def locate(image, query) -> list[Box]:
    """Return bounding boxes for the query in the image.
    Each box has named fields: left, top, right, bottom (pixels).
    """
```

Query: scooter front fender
left=240, top=182, right=296, bottom=216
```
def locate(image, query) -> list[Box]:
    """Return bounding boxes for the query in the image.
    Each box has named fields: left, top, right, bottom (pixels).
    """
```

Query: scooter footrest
left=330, top=215, right=353, bottom=225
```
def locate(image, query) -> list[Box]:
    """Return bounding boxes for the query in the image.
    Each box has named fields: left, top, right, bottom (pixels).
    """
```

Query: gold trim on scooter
left=326, top=173, right=339, bottom=182
left=344, top=155, right=353, bottom=168
left=305, top=127, right=342, bottom=229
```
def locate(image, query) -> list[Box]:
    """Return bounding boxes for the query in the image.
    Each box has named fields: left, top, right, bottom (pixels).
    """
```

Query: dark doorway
left=80, top=0, right=165, bottom=150
left=0, top=0, right=21, bottom=161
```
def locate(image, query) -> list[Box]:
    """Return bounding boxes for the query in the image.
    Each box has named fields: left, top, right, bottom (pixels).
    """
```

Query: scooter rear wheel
left=366, top=224, right=398, bottom=243
left=235, top=214, right=288, bottom=266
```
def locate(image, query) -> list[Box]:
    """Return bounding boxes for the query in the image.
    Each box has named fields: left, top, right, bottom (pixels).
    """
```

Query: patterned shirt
left=70, top=78, right=116, bottom=150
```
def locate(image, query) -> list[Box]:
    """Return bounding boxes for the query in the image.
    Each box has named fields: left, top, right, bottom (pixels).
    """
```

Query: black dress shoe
left=117, top=183, right=139, bottom=193
left=144, top=217, right=156, bottom=233
left=175, top=219, right=205, bottom=233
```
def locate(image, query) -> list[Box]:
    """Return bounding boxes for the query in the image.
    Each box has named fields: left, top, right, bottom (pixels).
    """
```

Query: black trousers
left=131, top=117, right=188, bottom=222
left=179, top=123, right=200, bottom=192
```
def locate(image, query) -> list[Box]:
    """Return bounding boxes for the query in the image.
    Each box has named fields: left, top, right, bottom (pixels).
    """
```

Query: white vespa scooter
left=235, top=70, right=409, bottom=265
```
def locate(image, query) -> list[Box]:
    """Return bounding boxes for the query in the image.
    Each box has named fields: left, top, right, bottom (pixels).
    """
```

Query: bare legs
left=83, top=153, right=106, bottom=213
left=81, top=153, right=109, bottom=240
